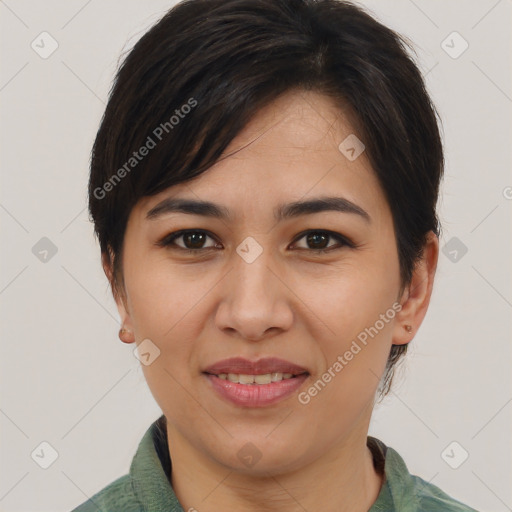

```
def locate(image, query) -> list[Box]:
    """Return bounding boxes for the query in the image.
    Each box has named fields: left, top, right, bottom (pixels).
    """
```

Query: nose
left=214, top=245, right=294, bottom=342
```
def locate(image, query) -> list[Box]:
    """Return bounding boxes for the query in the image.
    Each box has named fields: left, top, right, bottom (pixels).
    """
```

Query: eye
left=157, top=229, right=354, bottom=254
left=157, top=230, right=220, bottom=252
left=291, top=230, right=353, bottom=253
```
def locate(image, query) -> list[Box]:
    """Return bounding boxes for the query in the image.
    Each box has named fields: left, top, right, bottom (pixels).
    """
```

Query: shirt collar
left=129, top=415, right=183, bottom=511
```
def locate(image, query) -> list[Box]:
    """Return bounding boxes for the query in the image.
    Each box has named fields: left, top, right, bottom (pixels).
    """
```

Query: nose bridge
left=231, top=236, right=277, bottom=302
left=215, top=236, right=293, bottom=339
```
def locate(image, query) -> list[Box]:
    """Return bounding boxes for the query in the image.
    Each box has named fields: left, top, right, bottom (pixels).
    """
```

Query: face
left=113, top=90, right=428, bottom=474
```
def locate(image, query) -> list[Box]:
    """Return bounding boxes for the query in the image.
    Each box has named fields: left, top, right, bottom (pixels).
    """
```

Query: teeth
left=255, top=374, right=272, bottom=384
left=239, top=374, right=254, bottom=384
left=217, top=372, right=295, bottom=384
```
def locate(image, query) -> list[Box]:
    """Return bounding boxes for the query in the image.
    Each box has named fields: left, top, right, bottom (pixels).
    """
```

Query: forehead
left=135, top=90, right=388, bottom=224
left=224, top=89, right=360, bottom=159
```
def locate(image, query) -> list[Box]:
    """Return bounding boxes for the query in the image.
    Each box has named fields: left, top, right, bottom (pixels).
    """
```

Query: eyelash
left=156, top=229, right=355, bottom=254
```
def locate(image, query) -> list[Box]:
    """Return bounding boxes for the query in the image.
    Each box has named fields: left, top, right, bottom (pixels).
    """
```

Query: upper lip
left=203, top=357, right=309, bottom=376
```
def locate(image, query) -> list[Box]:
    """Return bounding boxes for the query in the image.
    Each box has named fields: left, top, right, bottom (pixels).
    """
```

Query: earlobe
left=102, top=250, right=136, bottom=343
left=392, top=231, right=439, bottom=345
left=118, top=326, right=135, bottom=344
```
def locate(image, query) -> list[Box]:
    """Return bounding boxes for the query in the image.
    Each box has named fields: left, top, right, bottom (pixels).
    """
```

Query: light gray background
left=0, top=1, right=511, bottom=511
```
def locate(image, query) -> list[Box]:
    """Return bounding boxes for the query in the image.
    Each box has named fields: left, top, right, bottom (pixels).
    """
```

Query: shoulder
left=369, top=437, right=479, bottom=512
left=70, top=474, right=142, bottom=512
left=409, top=473, right=480, bottom=511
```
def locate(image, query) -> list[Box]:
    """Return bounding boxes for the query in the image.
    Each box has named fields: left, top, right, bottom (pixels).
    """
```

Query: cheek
left=125, top=262, right=211, bottom=416
left=293, top=253, right=399, bottom=341
left=298, top=302, right=395, bottom=433
left=123, top=258, right=219, bottom=394
left=124, top=257, right=212, bottom=339
left=292, top=246, right=399, bottom=396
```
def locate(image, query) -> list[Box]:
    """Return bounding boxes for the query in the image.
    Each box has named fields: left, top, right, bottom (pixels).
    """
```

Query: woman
left=73, top=0, right=478, bottom=510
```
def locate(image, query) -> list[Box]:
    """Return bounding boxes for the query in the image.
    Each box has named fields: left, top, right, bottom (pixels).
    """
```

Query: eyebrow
left=146, top=196, right=371, bottom=223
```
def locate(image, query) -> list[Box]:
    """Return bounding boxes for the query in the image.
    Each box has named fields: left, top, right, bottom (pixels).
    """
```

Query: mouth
left=206, top=372, right=306, bottom=384
left=202, top=357, right=310, bottom=407
left=203, top=356, right=309, bottom=383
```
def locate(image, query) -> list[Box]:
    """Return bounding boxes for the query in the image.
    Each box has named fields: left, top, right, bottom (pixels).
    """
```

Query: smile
left=215, top=372, right=296, bottom=384
left=203, top=372, right=309, bottom=407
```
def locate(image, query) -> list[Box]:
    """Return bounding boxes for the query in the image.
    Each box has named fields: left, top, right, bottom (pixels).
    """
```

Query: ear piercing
left=404, top=325, right=412, bottom=333
left=118, top=327, right=135, bottom=343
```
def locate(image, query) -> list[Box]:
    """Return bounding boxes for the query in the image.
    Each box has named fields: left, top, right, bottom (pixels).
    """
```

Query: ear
left=102, top=250, right=135, bottom=342
left=392, top=231, right=439, bottom=345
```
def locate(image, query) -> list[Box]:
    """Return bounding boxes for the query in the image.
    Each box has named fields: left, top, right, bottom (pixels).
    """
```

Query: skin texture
left=107, top=90, right=439, bottom=511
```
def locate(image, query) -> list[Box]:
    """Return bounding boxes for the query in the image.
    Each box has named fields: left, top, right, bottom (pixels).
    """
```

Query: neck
left=165, top=411, right=383, bottom=511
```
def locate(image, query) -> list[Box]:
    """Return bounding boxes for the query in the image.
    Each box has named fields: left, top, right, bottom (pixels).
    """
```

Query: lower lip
left=204, top=373, right=309, bottom=407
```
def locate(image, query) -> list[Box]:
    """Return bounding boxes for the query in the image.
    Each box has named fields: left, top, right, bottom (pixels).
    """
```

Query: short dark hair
left=89, top=0, right=444, bottom=398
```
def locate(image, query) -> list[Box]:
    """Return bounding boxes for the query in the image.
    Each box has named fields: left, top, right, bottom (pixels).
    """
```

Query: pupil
left=185, top=232, right=205, bottom=249
left=307, top=232, right=328, bottom=249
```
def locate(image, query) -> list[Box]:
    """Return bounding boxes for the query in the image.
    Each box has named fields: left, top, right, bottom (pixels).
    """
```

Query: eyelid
left=290, top=229, right=354, bottom=250
left=156, top=229, right=219, bottom=249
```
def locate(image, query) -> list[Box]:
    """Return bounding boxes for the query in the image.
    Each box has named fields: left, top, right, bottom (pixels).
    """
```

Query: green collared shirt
left=71, top=415, right=478, bottom=512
